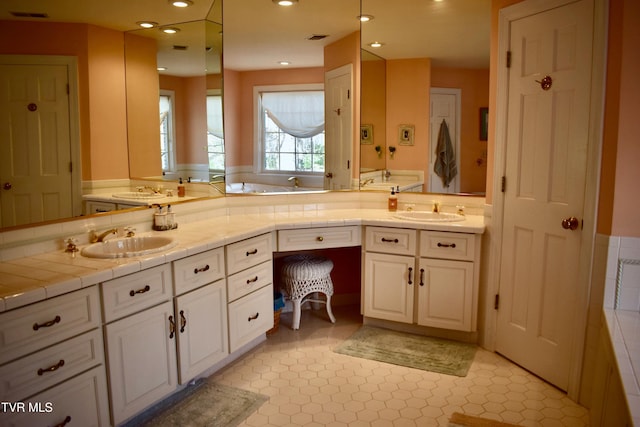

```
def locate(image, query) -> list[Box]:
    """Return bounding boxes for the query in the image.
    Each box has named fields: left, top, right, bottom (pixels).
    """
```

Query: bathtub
left=225, top=182, right=319, bottom=193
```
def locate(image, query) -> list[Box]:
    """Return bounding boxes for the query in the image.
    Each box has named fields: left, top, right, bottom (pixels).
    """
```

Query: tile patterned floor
left=210, top=305, right=590, bottom=427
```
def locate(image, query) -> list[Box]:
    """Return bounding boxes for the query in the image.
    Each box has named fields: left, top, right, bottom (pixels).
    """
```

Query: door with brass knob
left=561, top=217, right=580, bottom=230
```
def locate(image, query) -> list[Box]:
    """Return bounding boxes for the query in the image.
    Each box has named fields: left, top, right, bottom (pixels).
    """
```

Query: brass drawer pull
left=169, top=315, right=176, bottom=339
left=381, top=237, right=399, bottom=243
left=33, top=315, right=61, bottom=331
left=246, top=276, right=259, bottom=285
left=194, top=264, right=210, bottom=274
left=53, top=416, right=72, bottom=427
left=437, top=242, right=456, bottom=248
left=316, top=236, right=324, bottom=242
left=248, top=312, right=260, bottom=322
left=38, top=359, right=65, bottom=375
left=246, top=248, right=258, bottom=256
left=179, top=310, right=187, bottom=333
left=129, top=285, right=151, bottom=297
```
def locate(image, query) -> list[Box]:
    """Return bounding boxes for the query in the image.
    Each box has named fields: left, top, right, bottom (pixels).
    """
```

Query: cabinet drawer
left=0, top=286, right=101, bottom=365
left=173, top=247, right=225, bottom=295
left=101, top=264, right=172, bottom=323
left=228, top=260, right=273, bottom=302
left=365, top=226, right=416, bottom=256
left=3, top=365, right=110, bottom=427
left=278, top=226, right=361, bottom=251
left=420, top=231, right=477, bottom=261
left=228, top=284, right=273, bottom=352
left=226, top=233, right=273, bottom=275
left=0, top=328, right=104, bottom=401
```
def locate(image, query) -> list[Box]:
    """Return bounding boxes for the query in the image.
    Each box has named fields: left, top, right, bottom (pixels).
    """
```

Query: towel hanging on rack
left=433, top=119, right=457, bottom=187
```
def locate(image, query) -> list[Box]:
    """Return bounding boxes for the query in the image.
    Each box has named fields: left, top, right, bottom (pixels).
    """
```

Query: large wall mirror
left=360, top=0, right=490, bottom=195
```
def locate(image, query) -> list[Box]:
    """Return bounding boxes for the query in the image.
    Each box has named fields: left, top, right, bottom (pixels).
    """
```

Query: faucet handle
left=64, top=237, right=79, bottom=253
left=124, top=227, right=136, bottom=237
left=456, top=205, right=465, bottom=216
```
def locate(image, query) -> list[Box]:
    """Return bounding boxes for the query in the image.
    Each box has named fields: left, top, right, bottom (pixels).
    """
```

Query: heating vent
left=307, top=34, right=328, bottom=41
left=11, top=11, right=49, bottom=18
left=172, top=45, right=189, bottom=51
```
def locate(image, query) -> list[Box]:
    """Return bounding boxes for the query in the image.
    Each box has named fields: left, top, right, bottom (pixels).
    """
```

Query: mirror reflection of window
left=259, top=90, right=325, bottom=173
left=159, top=91, right=176, bottom=173
left=206, top=93, right=225, bottom=175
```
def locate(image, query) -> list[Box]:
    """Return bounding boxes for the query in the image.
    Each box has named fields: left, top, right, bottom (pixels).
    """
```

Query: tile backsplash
left=602, top=235, right=640, bottom=310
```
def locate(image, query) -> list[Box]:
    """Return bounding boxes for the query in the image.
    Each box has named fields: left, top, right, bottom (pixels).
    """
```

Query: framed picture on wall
left=398, top=124, right=414, bottom=146
left=360, top=124, right=373, bottom=144
left=479, top=107, right=489, bottom=141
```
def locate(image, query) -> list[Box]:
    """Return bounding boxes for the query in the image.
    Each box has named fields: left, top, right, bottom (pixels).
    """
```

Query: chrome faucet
left=360, top=178, right=375, bottom=186
left=288, top=176, right=300, bottom=188
left=91, top=228, right=118, bottom=243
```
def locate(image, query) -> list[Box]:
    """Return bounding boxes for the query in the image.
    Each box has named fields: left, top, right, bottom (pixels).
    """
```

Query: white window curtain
left=206, top=95, right=224, bottom=139
left=262, top=91, right=324, bottom=138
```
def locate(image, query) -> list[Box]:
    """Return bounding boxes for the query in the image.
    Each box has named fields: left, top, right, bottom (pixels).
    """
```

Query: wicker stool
left=281, top=254, right=336, bottom=330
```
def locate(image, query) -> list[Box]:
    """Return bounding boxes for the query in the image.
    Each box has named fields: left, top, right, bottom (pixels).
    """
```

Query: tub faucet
left=288, top=176, right=300, bottom=188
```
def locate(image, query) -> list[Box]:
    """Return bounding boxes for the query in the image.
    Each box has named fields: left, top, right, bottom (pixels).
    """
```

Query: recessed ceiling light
left=157, top=67, right=168, bottom=71
left=358, top=15, right=374, bottom=22
left=170, top=0, right=193, bottom=7
left=137, top=21, right=158, bottom=28
left=273, top=0, right=298, bottom=6
left=278, top=61, right=291, bottom=66
left=160, top=27, right=180, bottom=34
left=369, top=42, right=384, bottom=48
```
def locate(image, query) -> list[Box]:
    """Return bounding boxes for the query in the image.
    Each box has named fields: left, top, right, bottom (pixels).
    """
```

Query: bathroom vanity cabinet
left=363, top=226, right=480, bottom=332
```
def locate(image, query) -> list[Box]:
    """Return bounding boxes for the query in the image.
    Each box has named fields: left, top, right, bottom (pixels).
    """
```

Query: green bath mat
left=334, top=326, right=476, bottom=377
left=124, top=380, right=268, bottom=427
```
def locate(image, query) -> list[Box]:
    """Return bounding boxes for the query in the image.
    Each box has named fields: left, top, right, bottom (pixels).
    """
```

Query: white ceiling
left=1, top=0, right=490, bottom=74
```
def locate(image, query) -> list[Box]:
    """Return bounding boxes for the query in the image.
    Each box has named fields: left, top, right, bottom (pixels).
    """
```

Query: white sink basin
left=81, top=236, right=177, bottom=258
left=394, top=211, right=465, bottom=222
left=112, top=192, right=165, bottom=200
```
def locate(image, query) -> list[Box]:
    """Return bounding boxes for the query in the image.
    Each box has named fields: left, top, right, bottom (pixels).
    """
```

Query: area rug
left=122, top=380, right=268, bottom=427
left=333, top=326, right=476, bottom=377
left=449, top=412, right=522, bottom=427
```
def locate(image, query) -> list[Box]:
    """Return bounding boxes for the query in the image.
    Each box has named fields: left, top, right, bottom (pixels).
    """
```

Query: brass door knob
left=3, top=182, right=11, bottom=190
left=561, top=217, right=580, bottom=230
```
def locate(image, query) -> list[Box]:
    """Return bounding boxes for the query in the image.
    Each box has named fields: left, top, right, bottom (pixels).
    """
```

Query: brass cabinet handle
left=248, top=313, right=260, bottom=322
left=419, top=268, right=425, bottom=286
left=437, top=242, right=456, bottom=248
left=246, top=276, right=259, bottom=285
left=193, top=264, right=210, bottom=274
left=316, top=236, right=324, bottom=242
left=179, top=310, right=187, bottom=333
left=381, top=237, right=399, bottom=243
left=246, top=248, right=258, bottom=256
left=53, top=416, right=72, bottom=427
left=33, top=315, right=61, bottom=331
left=37, top=359, right=65, bottom=376
left=169, top=315, right=176, bottom=339
left=408, top=267, right=413, bottom=285
left=129, top=285, right=150, bottom=297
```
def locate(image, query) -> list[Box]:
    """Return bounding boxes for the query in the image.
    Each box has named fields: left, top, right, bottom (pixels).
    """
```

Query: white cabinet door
left=417, top=258, right=474, bottom=331
left=175, top=280, right=228, bottom=384
left=105, top=301, right=177, bottom=425
left=363, top=252, right=415, bottom=323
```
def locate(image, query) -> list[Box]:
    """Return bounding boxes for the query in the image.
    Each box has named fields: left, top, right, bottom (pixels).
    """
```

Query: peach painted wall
left=386, top=58, right=431, bottom=185
left=223, top=67, right=325, bottom=168
left=360, top=59, right=387, bottom=171
left=125, top=33, right=161, bottom=178
left=431, top=67, right=490, bottom=194
left=597, top=0, right=640, bottom=238
left=0, top=21, right=130, bottom=181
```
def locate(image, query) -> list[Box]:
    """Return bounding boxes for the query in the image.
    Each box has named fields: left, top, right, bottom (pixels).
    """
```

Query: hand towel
left=434, top=119, right=457, bottom=187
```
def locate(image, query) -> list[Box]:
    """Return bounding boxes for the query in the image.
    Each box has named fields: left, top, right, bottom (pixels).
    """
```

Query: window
left=258, top=88, right=325, bottom=174
left=206, top=93, right=225, bottom=172
left=159, top=91, right=176, bottom=172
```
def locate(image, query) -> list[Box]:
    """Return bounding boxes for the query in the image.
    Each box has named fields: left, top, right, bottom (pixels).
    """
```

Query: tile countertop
left=603, top=308, right=640, bottom=425
left=0, top=208, right=485, bottom=313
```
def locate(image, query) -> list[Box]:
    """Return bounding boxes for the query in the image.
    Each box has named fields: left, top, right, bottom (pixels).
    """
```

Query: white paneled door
left=324, top=64, right=352, bottom=190
left=0, top=62, right=74, bottom=227
left=496, top=0, right=594, bottom=391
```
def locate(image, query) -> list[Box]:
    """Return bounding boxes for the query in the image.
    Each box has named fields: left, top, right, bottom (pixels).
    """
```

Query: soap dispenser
left=388, top=188, right=398, bottom=212
left=177, top=178, right=185, bottom=197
